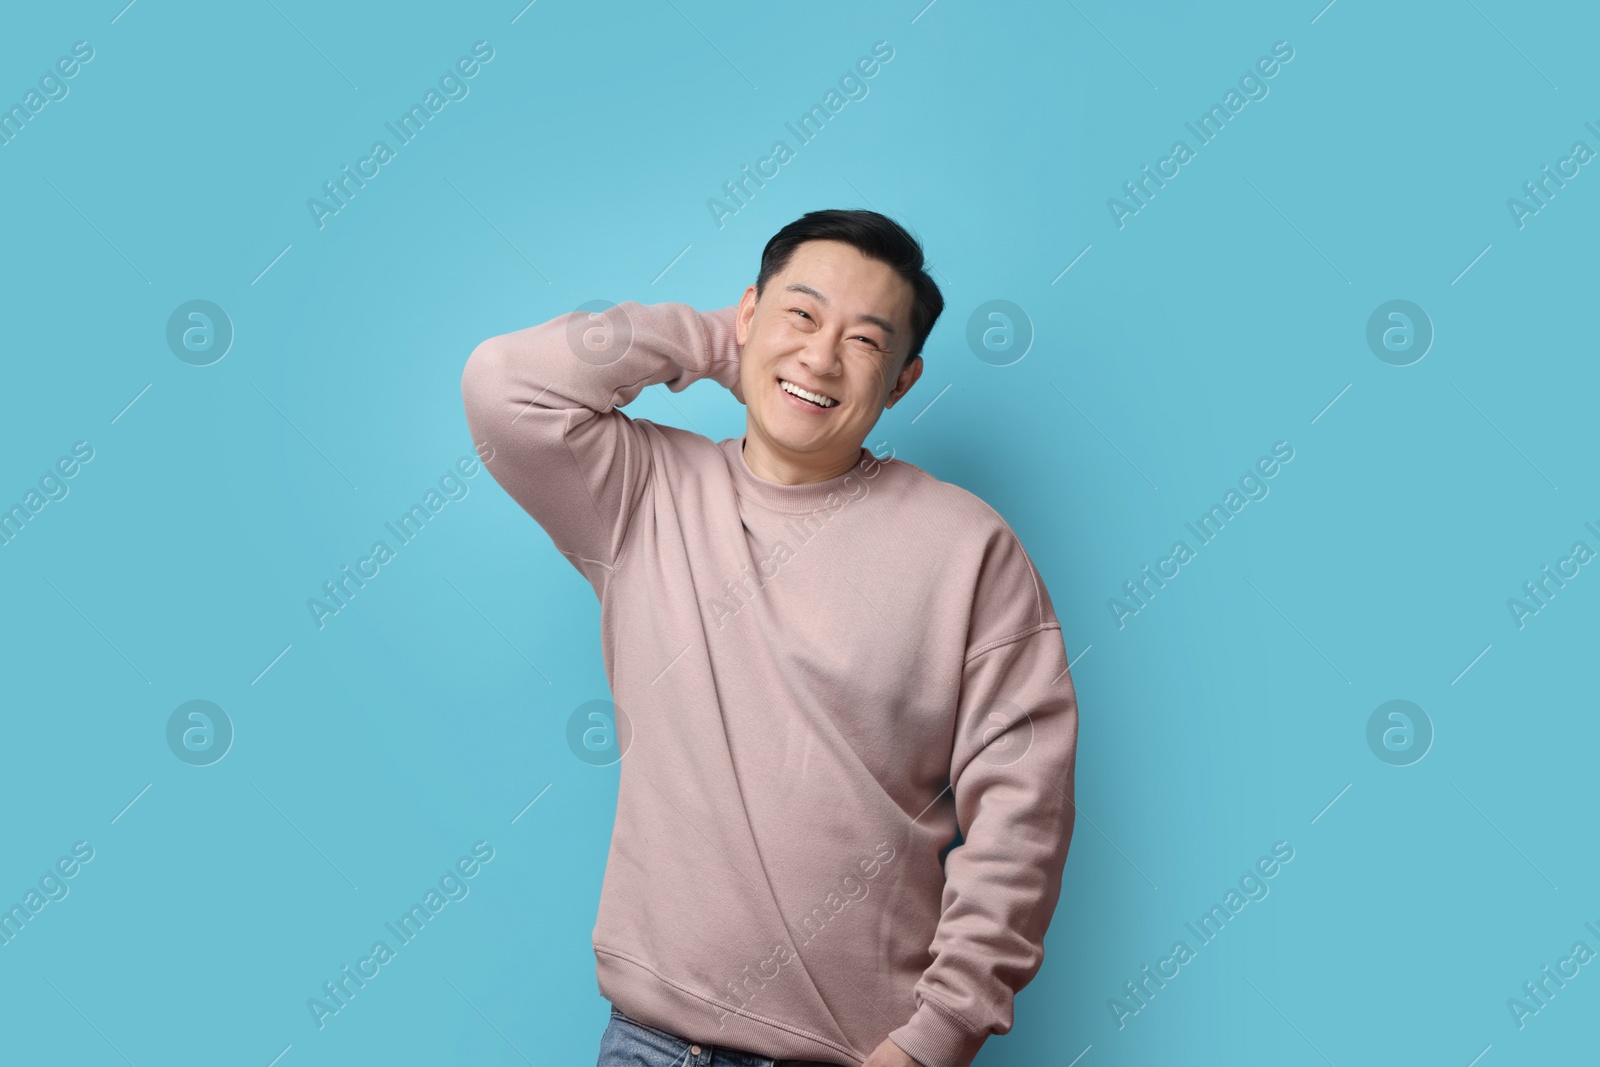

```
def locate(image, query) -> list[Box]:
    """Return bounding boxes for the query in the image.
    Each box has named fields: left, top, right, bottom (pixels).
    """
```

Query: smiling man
left=732, top=233, right=918, bottom=490
left=460, top=209, right=1079, bottom=1067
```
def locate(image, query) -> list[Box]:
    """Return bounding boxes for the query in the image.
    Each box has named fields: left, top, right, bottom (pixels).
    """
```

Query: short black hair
left=755, top=209, right=944, bottom=373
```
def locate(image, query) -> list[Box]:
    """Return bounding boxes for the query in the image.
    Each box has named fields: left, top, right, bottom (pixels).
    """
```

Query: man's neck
left=742, top=434, right=859, bottom=486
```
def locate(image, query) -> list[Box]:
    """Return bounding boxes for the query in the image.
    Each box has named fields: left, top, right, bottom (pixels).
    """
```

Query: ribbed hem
left=887, top=1000, right=989, bottom=1067
left=594, top=944, right=862, bottom=1066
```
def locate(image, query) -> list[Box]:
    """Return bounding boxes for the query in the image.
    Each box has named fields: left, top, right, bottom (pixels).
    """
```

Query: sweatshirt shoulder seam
left=951, top=482, right=1048, bottom=630
left=557, top=406, right=641, bottom=573
left=997, top=519, right=1046, bottom=630
left=964, top=621, right=1061, bottom=664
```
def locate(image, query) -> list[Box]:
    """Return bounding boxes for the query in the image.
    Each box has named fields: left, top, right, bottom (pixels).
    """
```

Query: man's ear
left=884, top=354, right=923, bottom=409
left=735, top=284, right=759, bottom=346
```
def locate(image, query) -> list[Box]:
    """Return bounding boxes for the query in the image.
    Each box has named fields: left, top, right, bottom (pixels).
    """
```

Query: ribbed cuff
left=887, top=1001, right=988, bottom=1067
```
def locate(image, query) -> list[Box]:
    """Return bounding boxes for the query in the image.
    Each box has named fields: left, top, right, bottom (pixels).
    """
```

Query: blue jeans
left=597, top=1003, right=849, bottom=1067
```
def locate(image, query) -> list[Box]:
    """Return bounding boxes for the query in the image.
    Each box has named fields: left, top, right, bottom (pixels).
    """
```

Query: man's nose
left=798, top=338, right=844, bottom=376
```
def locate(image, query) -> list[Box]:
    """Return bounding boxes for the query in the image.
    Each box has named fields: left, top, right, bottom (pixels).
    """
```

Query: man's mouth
left=778, top=378, right=839, bottom=409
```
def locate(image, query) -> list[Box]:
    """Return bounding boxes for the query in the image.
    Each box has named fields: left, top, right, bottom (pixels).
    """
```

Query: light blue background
left=2, top=1, right=1596, bottom=1064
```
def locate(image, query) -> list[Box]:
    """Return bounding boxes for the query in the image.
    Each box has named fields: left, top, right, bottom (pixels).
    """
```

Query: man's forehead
left=774, top=243, right=915, bottom=323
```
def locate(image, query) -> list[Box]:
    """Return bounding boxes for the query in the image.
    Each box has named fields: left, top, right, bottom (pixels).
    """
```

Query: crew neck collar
left=723, top=434, right=873, bottom=514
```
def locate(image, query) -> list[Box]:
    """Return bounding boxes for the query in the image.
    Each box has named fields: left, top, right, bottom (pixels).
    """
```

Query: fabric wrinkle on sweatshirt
left=460, top=299, right=1079, bottom=1067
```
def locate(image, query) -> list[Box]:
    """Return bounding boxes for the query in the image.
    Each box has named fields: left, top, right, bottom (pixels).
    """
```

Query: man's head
left=735, top=209, right=943, bottom=485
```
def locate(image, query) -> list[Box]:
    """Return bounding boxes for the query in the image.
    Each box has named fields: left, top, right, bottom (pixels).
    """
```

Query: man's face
left=735, top=239, right=922, bottom=467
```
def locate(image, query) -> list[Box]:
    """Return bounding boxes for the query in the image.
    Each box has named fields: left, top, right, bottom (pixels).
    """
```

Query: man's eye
left=788, top=309, right=879, bottom=348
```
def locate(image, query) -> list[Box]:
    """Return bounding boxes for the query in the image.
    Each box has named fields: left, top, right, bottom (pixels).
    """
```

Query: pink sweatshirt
left=460, top=300, right=1079, bottom=1067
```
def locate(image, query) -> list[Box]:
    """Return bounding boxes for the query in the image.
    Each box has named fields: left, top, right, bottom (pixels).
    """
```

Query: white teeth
left=780, top=379, right=837, bottom=407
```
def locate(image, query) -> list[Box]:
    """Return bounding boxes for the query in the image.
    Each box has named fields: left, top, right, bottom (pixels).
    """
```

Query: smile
left=778, top=378, right=839, bottom=409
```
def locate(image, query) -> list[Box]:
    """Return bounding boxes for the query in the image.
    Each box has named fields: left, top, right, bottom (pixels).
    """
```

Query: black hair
left=754, top=209, right=944, bottom=373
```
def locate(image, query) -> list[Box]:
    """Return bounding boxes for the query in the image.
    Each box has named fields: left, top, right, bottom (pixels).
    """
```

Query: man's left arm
left=885, top=617, right=1080, bottom=1067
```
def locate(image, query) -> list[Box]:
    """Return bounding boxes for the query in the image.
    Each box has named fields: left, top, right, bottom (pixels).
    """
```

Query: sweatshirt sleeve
left=887, top=545, right=1080, bottom=1067
left=460, top=300, right=743, bottom=590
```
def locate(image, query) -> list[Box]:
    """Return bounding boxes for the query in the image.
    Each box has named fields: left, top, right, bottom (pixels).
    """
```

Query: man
left=460, top=209, right=1079, bottom=1067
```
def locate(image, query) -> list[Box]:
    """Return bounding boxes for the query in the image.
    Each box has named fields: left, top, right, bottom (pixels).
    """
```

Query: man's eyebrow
left=783, top=283, right=898, bottom=337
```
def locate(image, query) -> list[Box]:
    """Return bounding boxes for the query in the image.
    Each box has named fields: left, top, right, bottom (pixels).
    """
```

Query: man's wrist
left=887, top=1000, right=987, bottom=1067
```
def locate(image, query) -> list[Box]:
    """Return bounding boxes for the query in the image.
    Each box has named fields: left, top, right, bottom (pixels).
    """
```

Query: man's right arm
left=460, top=300, right=742, bottom=589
